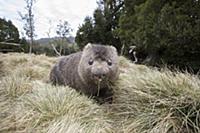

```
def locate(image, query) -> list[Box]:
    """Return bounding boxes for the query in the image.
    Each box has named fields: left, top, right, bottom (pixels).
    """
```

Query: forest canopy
left=76, top=0, right=200, bottom=72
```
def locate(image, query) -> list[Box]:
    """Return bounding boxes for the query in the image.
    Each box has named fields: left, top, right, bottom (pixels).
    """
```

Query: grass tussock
left=0, top=53, right=200, bottom=133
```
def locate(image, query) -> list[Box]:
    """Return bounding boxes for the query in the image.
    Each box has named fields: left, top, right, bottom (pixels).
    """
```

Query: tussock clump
left=31, top=54, right=57, bottom=67
left=25, top=82, right=96, bottom=120
left=0, top=53, right=55, bottom=81
left=1, top=73, right=32, bottom=98
left=111, top=58, right=200, bottom=133
left=0, top=53, right=200, bottom=133
left=16, top=64, right=50, bottom=81
left=47, top=114, right=113, bottom=133
left=1, top=81, right=112, bottom=132
left=0, top=53, right=55, bottom=73
left=1, top=53, right=28, bottom=66
left=27, top=82, right=112, bottom=133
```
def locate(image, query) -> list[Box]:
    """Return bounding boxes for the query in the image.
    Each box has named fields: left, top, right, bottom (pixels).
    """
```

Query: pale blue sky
left=0, top=0, right=97, bottom=38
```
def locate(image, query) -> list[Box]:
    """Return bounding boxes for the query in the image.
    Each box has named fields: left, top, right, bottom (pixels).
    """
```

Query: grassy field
left=0, top=53, right=200, bottom=133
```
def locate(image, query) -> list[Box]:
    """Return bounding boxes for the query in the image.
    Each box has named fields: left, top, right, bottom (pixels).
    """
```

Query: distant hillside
left=35, top=36, right=75, bottom=45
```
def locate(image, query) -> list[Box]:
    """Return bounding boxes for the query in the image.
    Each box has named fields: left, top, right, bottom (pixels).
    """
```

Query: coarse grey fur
left=50, top=43, right=119, bottom=103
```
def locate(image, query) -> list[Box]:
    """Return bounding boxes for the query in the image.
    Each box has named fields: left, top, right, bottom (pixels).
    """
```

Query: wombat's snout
left=92, top=67, right=108, bottom=80
left=93, top=72, right=106, bottom=79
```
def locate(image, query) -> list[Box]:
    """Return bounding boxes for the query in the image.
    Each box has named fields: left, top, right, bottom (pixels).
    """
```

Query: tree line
left=1, top=0, right=200, bottom=72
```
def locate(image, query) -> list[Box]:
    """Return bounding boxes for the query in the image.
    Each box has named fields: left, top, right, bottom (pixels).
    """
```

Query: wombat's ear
left=84, top=43, right=92, bottom=50
left=110, top=46, right=117, bottom=53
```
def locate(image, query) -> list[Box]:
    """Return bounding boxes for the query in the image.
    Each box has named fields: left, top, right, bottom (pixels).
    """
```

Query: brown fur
left=50, top=43, right=119, bottom=103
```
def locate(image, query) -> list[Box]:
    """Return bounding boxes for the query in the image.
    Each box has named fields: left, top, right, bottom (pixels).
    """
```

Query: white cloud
left=0, top=0, right=97, bottom=39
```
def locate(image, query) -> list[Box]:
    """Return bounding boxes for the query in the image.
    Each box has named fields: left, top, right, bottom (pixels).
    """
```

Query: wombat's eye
left=107, top=60, right=112, bottom=66
left=88, top=59, right=93, bottom=65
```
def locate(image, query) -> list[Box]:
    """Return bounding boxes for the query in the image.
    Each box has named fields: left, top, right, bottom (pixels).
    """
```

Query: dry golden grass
left=0, top=53, right=200, bottom=133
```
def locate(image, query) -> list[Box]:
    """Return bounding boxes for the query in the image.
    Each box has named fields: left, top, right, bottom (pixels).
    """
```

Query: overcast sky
left=0, top=0, right=97, bottom=39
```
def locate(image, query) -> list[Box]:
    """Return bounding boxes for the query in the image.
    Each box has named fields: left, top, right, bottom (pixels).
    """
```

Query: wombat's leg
left=94, top=88, right=113, bottom=104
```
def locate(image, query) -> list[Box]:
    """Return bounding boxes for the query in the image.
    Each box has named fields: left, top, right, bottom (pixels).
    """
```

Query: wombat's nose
left=93, top=73, right=105, bottom=79
left=92, top=67, right=108, bottom=80
left=93, top=71, right=107, bottom=80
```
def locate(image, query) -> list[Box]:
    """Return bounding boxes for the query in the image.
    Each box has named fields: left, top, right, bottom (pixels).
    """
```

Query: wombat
left=50, top=43, right=119, bottom=103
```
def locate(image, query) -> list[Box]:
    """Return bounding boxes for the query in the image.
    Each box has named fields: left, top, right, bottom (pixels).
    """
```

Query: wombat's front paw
left=94, top=88, right=113, bottom=104
left=103, top=89, right=113, bottom=104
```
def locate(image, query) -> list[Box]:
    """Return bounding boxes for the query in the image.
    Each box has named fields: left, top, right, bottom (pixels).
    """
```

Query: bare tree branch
left=50, top=43, right=61, bottom=56
left=0, top=42, right=21, bottom=46
left=46, top=23, right=61, bottom=56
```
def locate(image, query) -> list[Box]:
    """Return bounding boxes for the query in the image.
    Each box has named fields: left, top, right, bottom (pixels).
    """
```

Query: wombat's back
left=50, top=52, right=84, bottom=89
